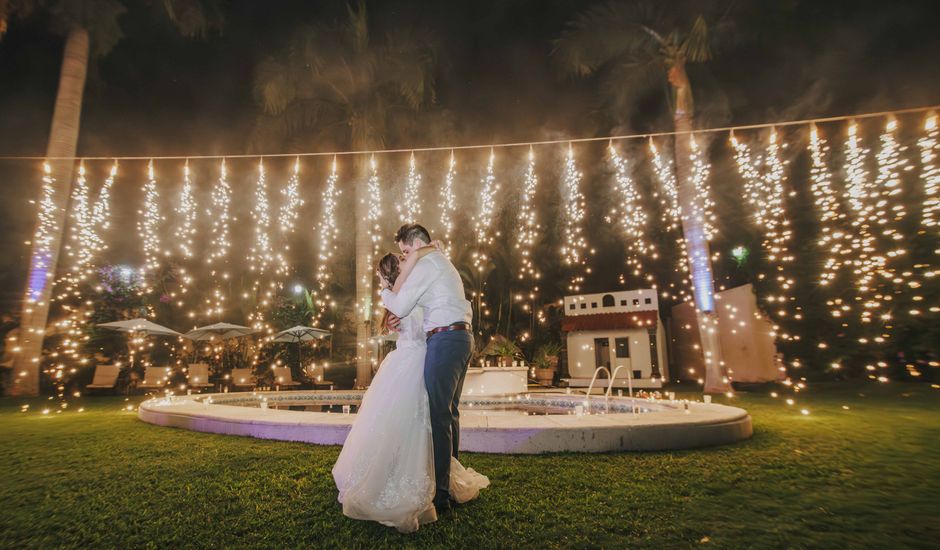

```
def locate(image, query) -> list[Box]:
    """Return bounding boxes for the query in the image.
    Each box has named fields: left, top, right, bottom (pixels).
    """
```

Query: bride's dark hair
left=378, top=253, right=401, bottom=335
left=378, top=253, right=401, bottom=286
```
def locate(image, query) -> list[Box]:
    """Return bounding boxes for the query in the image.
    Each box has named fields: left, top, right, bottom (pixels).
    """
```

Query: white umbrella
left=98, top=318, right=181, bottom=337
left=97, top=318, right=181, bottom=368
left=183, top=322, right=258, bottom=341
left=183, top=322, right=259, bottom=370
left=271, top=325, right=331, bottom=343
left=271, top=325, right=331, bottom=371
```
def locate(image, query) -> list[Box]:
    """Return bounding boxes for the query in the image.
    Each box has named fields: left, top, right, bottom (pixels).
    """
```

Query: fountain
left=138, top=386, right=752, bottom=454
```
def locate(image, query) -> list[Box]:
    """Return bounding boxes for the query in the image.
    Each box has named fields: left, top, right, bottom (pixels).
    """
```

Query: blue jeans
left=424, top=329, right=473, bottom=504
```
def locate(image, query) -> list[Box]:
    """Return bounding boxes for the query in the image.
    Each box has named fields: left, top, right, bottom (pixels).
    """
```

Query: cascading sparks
left=918, top=113, right=940, bottom=234
left=649, top=138, right=692, bottom=304
left=275, top=157, right=303, bottom=279
left=399, top=152, right=422, bottom=223
left=473, top=149, right=498, bottom=271
left=609, top=143, right=653, bottom=285
left=439, top=151, right=457, bottom=257
left=206, top=159, right=231, bottom=318
left=314, top=157, right=340, bottom=324
left=138, top=160, right=164, bottom=284
left=561, top=144, right=588, bottom=292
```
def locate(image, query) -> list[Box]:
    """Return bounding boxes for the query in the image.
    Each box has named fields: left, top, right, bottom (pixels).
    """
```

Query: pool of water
left=223, top=396, right=656, bottom=415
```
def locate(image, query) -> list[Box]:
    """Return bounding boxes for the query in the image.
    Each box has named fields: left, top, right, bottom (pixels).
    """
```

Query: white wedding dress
left=332, top=310, right=489, bottom=533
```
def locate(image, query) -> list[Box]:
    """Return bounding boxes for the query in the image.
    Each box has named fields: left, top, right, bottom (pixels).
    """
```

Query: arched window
left=602, top=294, right=615, bottom=307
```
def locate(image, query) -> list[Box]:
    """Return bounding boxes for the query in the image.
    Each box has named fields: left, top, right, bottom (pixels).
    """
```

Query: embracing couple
left=332, top=223, right=489, bottom=533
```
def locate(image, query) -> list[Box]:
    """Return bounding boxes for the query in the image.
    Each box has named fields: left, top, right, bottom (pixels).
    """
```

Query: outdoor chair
left=137, top=366, right=172, bottom=391
left=85, top=364, right=121, bottom=393
left=187, top=363, right=213, bottom=390
left=230, top=368, right=256, bottom=391
left=271, top=366, right=301, bottom=389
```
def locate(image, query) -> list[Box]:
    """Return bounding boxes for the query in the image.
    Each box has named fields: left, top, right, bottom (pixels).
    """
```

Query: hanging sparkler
left=688, top=135, right=717, bottom=242
left=205, top=159, right=231, bottom=318
left=473, top=149, right=498, bottom=271
left=808, top=124, right=850, bottom=293
left=249, top=159, right=273, bottom=276
left=138, top=160, right=164, bottom=281
left=843, top=121, right=885, bottom=329
left=919, top=113, right=940, bottom=233
left=561, top=144, right=588, bottom=292
left=174, top=161, right=197, bottom=259
left=66, top=163, right=93, bottom=279
left=399, top=152, right=422, bottom=223
left=314, top=157, right=340, bottom=324
left=649, top=138, right=692, bottom=304
left=873, top=118, right=909, bottom=261
left=516, top=147, right=540, bottom=281
left=609, top=143, right=653, bottom=285
left=730, top=129, right=795, bottom=319
left=275, top=157, right=303, bottom=279
left=91, top=162, right=117, bottom=258
left=439, top=151, right=457, bottom=257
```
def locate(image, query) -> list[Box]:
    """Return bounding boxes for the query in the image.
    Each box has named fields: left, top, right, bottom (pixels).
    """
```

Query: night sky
left=1, top=0, right=939, bottom=313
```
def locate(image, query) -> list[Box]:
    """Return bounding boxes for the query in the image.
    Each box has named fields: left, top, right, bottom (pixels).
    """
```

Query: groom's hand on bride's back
left=386, top=313, right=401, bottom=332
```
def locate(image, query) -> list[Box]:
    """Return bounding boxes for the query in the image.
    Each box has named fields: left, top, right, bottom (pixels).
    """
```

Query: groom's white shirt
left=380, top=250, right=472, bottom=333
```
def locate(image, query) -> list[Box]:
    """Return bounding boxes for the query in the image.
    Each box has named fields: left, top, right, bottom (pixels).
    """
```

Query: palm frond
left=680, top=15, right=712, bottom=63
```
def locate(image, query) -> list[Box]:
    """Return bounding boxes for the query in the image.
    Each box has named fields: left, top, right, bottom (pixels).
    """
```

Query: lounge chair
left=271, top=366, right=302, bottom=389
left=187, top=363, right=213, bottom=390
left=305, top=363, right=334, bottom=389
left=137, top=366, right=172, bottom=391
left=85, top=364, right=121, bottom=393
left=230, top=368, right=256, bottom=391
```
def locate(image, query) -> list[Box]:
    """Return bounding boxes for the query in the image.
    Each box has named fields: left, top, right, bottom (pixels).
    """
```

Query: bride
left=332, top=246, right=489, bottom=533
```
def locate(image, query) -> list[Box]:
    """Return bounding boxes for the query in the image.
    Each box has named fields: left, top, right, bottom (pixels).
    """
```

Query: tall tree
left=554, top=1, right=733, bottom=392
left=252, top=0, right=437, bottom=386
left=2, top=0, right=223, bottom=396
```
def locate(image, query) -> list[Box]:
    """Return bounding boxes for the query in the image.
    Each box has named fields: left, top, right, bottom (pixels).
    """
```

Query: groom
left=380, top=223, right=474, bottom=512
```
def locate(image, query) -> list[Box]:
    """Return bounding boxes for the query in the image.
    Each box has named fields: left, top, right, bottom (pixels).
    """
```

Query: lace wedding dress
left=332, top=310, right=489, bottom=533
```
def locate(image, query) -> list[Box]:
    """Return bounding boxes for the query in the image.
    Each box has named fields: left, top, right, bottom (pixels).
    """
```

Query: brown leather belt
left=426, top=322, right=470, bottom=340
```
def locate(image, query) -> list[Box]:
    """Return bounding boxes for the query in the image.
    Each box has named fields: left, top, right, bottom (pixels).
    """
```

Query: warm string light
left=206, top=159, right=231, bottom=318
left=808, top=125, right=850, bottom=292
left=314, top=157, right=341, bottom=324
left=275, top=157, right=303, bottom=279
left=843, top=122, right=885, bottom=328
left=516, top=147, right=540, bottom=281
left=561, top=144, right=589, bottom=292
left=473, top=149, right=498, bottom=271
left=514, top=147, right=541, bottom=336
left=361, top=155, right=383, bottom=326
left=649, top=138, right=692, bottom=304
left=609, top=143, right=654, bottom=285
left=919, top=113, right=940, bottom=233
left=688, top=135, right=717, bottom=242
left=248, top=159, right=274, bottom=328
left=399, top=152, right=422, bottom=223
left=173, top=161, right=196, bottom=315
left=66, top=163, right=94, bottom=279
left=138, top=160, right=164, bottom=284
left=730, top=129, right=795, bottom=321
left=174, top=161, right=197, bottom=259
left=438, top=151, right=457, bottom=257
left=873, top=118, right=910, bottom=260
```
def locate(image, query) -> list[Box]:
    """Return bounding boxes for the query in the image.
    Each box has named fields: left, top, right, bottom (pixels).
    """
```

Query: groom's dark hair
left=395, top=223, right=431, bottom=246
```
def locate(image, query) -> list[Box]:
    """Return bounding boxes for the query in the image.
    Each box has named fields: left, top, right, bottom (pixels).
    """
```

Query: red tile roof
left=562, top=311, right=658, bottom=332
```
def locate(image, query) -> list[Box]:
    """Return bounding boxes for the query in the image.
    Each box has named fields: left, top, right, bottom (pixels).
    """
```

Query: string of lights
left=609, top=143, right=653, bottom=286
left=561, top=144, right=588, bottom=292
left=438, top=151, right=457, bottom=257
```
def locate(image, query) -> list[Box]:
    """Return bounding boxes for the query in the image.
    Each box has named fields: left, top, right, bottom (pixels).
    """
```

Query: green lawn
left=1, top=383, right=938, bottom=549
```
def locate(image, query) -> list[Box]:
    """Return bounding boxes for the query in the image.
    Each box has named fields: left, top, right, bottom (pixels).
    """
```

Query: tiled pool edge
left=138, top=392, right=753, bottom=453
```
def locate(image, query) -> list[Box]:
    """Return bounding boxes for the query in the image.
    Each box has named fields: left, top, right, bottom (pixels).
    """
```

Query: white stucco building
left=561, top=289, right=668, bottom=389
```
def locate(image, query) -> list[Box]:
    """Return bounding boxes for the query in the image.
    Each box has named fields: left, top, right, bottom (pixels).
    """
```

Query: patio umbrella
left=182, top=322, right=259, bottom=369
left=271, top=325, right=331, bottom=371
left=97, top=318, right=182, bottom=368
left=182, top=322, right=258, bottom=341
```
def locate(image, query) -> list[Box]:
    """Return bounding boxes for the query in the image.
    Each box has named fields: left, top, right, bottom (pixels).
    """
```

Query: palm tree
left=2, top=0, right=223, bottom=397
left=554, top=1, right=732, bottom=392
left=252, top=0, right=437, bottom=386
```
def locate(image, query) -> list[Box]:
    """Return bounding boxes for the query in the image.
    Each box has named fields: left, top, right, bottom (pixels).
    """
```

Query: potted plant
left=482, top=336, right=522, bottom=367
left=533, top=342, right=563, bottom=386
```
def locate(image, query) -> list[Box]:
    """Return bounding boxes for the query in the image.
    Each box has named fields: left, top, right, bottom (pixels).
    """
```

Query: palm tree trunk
left=669, top=60, right=730, bottom=394
left=9, top=28, right=89, bottom=397
left=352, top=136, right=375, bottom=388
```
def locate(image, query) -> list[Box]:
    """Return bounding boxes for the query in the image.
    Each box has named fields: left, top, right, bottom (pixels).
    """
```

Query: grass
left=1, top=383, right=938, bottom=549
